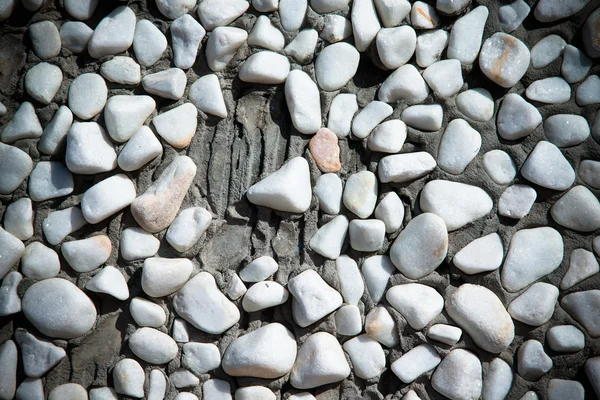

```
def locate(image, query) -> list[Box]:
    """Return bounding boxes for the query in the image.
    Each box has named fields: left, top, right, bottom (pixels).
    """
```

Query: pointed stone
left=88, top=6, right=136, bottom=58
left=288, top=269, right=343, bottom=327
left=206, top=27, right=248, bottom=72
left=551, top=185, right=600, bottom=232
left=65, top=122, right=117, bottom=174
left=133, top=20, right=168, bottom=66
left=521, top=141, right=575, bottom=190
left=104, top=95, right=155, bottom=143
left=1, top=102, right=42, bottom=143
left=25, top=62, right=62, bottom=105
left=309, top=215, right=348, bottom=259
left=86, top=265, right=129, bottom=300
left=171, top=14, right=206, bottom=69
left=453, top=233, right=504, bottom=275
left=142, top=68, right=187, bottom=100
left=14, top=329, right=66, bottom=378
left=153, top=103, right=198, bottom=148
left=447, top=6, right=489, bottom=64
left=189, top=74, right=227, bottom=118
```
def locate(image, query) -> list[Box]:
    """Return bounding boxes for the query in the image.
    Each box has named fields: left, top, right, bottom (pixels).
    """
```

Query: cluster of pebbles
left=1, top=0, right=600, bottom=399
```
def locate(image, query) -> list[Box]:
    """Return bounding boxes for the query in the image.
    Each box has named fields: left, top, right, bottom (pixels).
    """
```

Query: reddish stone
left=309, top=128, right=341, bottom=173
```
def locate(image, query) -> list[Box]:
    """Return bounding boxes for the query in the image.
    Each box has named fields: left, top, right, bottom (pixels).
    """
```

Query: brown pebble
left=309, top=128, right=341, bottom=173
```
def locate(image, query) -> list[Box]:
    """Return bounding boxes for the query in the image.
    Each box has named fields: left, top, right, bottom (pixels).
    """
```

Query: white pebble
left=170, top=369, right=199, bottom=388
left=499, top=0, right=530, bottom=32
left=447, top=6, right=489, bottom=64
left=152, top=103, right=198, bottom=148
left=129, top=327, right=179, bottom=364
left=240, top=256, right=278, bottom=282
left=172, top=318, right=190, bottom=342
left=387, top=283, right=443, bottom=330
left=521, top=141, right=575, bottom=190
left=0, top=272, right=22, bottom=316
left=401, top=104, right=443, bottom=131
left=133, top=20, right=167, bottom=66
left=422, top=59, right=463, bottom=98
left=206, top=27, right=248, bottom=72
left=352, top=101, right=393, bottom=139
left=25, top=62, right=62, bottom=104
left=63, top=0, right=97, bottom=19
left=253, top=0, right=279, bottom=12
left=578, top=159, right=600, bottom=189
left=497, top=93, right=542, bottom=140
left=411, top=1, right=439, bottom=29
left=203, top=379, right=232, bottom=400
left=576, top=75, right=600, bottom=105
left=342, top=334, right=385, bottom=379
left=335, top=304, right=362, bottom=335
left=431, top=349, right=482, bottom=399
left=48, top=384, right=88, bottom=400
left=376, top=26, right=416, bottom=70
left=29, top=21, right=61, bottom=60
left=349, top=219, right=385, bottom=252
left=182, top=342, right=221, bottom=374
left=89, top=387, right=118, bottom=400
left=361, top=255, right=394, bottom=303
left=546, top=325, right=585, bottom=352
left=377, top=152, right=437, bottom=183
left=391, top=344, right=441, bottom=383
left=86, top=265, right=130, bottom=301
left=526, top=77, right=571, bottom=104
left=100, top=56, right=140, bottom=85
left=562, top=290, right=600, bottom=337
left=117, top=126, right=163, bottom=172
left=61, top=235, right=112, bottom=273
left=336, top=255, right=364, bottom=305
left=482, top=358, right=513, bottom=400
left=68, top=73, right=107, bottom=120
left=242, top=281, right=289, bottom=312
left=534, top=0, right=591, bottom=22
left=120, top=228, right=160, bottom=261
left=561, top=45, right=592, bottom=83
left=287, top=269, right=342, bottom=327
left=142, top=257, right=193, bottom=297
left=378, top=64, right=430, bottom=104
left=226, top=274, right=247, bottom=300
left=284, top=29, right=318, bottom=64
left=374, top=0, right=410, bottom=27
left=0, top=341, right=17, bottom=400
left=113, top=359, right=144, bottom=398
left=285, top=70, right=321, bottom=134
left=562, top=248, right=599, bottom=290
left=315, top=42, right=359, bottom=91
left=508, top=282, right=559, bottom=326
left=436, top=0, right=470, bottom=14
left=365, top=305, right=399, bottom=347
left=437, top=118, right=481, bottom=174
left=479, top=32, right=530, bottom=88
left=311, top=0, right=348, bottom=13
left=4, top=198, right=34, bottom=240
left=129, top=297, right=166, bottom=327
left=42, top=207, right=87, bottom=245
left=60, top=21, right=93, bottom=53
left=1, top=102, right=42, bottom=143
left=427, top=324, right=462, bottom=345
left=544, top=114, right=590, bottom=147
left=374, top=191, right=404, bottom=232
left=531, top=34, right=566, bottom=69
left=197, top=0, right=250, bottom=31
left=81, top=173, right=136, bottom=224
left=166, top=207, right=212, bottom=252
left=343, top=171, right=378, bottom=218
left=517, top=340, right=552, bottom=381
left=29, top=161, right=74, bottom=202
left=456, top=88, right=494, bottom=122
left=548, top=379, right=585, bottom=400
left=483, top=150, right=516, bottom=185
left=88, top=6, right=136, bottom=58
left=314, top=173, right=342, bottom=214
left=171, top=14, right=206, bottom=69
left=415, top=29, right=448, bottom=68
left=239, top=51, right=291, bottom=84
left=248, top=15, right=284, bottom=51
left=155, top=0, right=196, bottom=19
left=21, top=242, right=60, bottom=280
left=38, top=105, right=73, bottom=155
left=142, top=68, right=187, bottom=100
left=327, top=93, right=358, bottom=137
left=320, top=15, right=352, bottom=43
left=351, top=0, right=381, bottom=52
left=551, top=185, right=600, bottom=232
left=453, top=233, right=504, bottom=275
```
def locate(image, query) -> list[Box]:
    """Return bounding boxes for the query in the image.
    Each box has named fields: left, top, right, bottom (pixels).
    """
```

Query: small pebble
left=351, top=0, right=381, bottom=51
left=29, top=21, right=61, bottom=60
left=120, top=228, right=160, bottom=261
left=62, top=235, right=112, bottom=273
left=14, top=329, right=66, bottom=378
left=379, top=64, right=430, bottom=104
left=343, top=171, right=378, bottom=218
left=547, top=325, right=585, bottom=352
left=113, top=358, right=145, bottom=398
left=411, top=1, right=440, bottom=29
left=189, top=74, right=228, bottom=118
left=583, top=7, right=600, bottom=57
left=334, top=304, right=362, bottom=336
left=427, top=324, right=462, bottom=346
left=89, top=388, right=118, bottom=400
left=133, top=20, right=168, bottom=66
left=508, top=282, right=559, bottom=326
left=142, top=68, right=187, bottom=100
left=21, top=242, right=60, bottom=280
left=148, top=370, right=167, bottom=400
left=327, top=93, right=358, bottom=138
left=499, top=0, right=530, bottom=32
left=391, top=344, right=441, bottom=383
left=422, top=59, right=463, bottom=99
left=60, top=21, right=94, bottom=53
left=551, top=185, right=600, bottom=232
left=170, top=369, right=199, bottom=388
left=130, top=297, right=166, bottom=328
left=483, top=150, right=516, bottom=184
left=25, top=62, right=62, bottom=104
left=453, top=233, right=504, bottom=275
left=482, top=358, right=513, bottom=400
left=100, top=56, right=141, bottom=85
left=104, top=96, right=158, bottom=146
left=64, top=0, right=98, bottom=19
left=48, top=384, right=88, bottom=400
left=479, top=32, right=530, bottom=88
left=88, top=6, right=136, bottom=58
left=415, top=29, right=448, bottom=68
left=309, top=216, right=348, bottom=259
left=239, top=51, right=291, bottom=84
left=365, top=305, right=399, bottom=347
left=578, top=160, right=600, bottom=189
left=361, top=255, right=395, bottom=303
left=81, top=173, right=136, bottom=224
left=68, top=73, right=108, bottom=120
left=235, top=387, right=275, bottom=400
left=1, top=102, right=43, bottom=143
left=0, top=340, right=17, bottom=400
left=374, top=191, right=404, bottom=233
left=171, top=14, right=206, bottom=69
left=576, top=75, right=600, bottom=105
left=42, top=206, right=88, bottom=245
left=531, top=34, right=567, bottom=68
left=534, top=0, right=591, bottom=22
left=285, top=70, right=321, bottom=134
left=4, top=198, right=34, bottom=240
left=172, top=318, right=189, bottom=342
left=226, top=274, right=247, bottom=301
left=543, top=114, right=590, bottom=147
left=240, top=256, right=278, bottom=282
left=521, top=141, right=575, bottom=190
left=242, top=281, right=289, bottom=312
left=86, top=265, right=129, bottom=300
left=314, top=173, right=343, bottom=215
left=315, top=42, right=359, bottom=91
left=447, top=6, right=489, bottom=64
left=0, top=272, right=22, bottom=316
left=548, top=379, right=585, bottom=400
left=129, top=327, right=179, bottom=364
left=401, top=104, right=443, bottom=131
left=141, top=257, right=193, bottom=297
left=182, top=342, right=221, bottom=375
left=562, top=290, right=600, bottom=337
left=204, top=379, right=232, bottom=400
left=155, top=0, right=195, bottom=19
left=497, top=93, right=542, bottom=140
left=437, top=118, right=481, bottom=175
left=117, top=126, right=163, bottom=172
left=287, top=269, right=342, bottom=327
left=374, top=0, right=410, bottom=27
left=15, top=378, right=44, bottom=400
left=342, top=334, right=386, bottom=379
left=206, top=27, right=248, bottom=72
left=376, top=26, right=416, bottom=70
left=248, top=15, right=284, bottom=51
left=517, top=340, right=553, bottom=381
left=197, top=0, right=249, bottom=31
left=284, top=29, right=318, bottom=64
left=456, top=88, right=494, bottom=122
left=166, top=207, right=212, bottom=252
left=0, top=228, right=25, bottom=280
left=38, top=105, right=73, bottom=155
left=561, top=44, right=592, bottom=83
left=320, top=15, right=352, bottom=43
left=336, top=255, right=364, bottom=305
left=387, top=283, right=443, bottom=330
left=498, top=184, right=537, bottom=219
left=253, top=0, right=279, bottom=12
left=309, top=128, right=341, bottom=173
left=431, top=349, right=482, bottom=400
left=526, top=77, right=571, bottom=104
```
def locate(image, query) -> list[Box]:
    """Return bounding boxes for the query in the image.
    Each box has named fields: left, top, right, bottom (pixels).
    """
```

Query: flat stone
left=284, top=29, right=318, bottom=64
left=576, top=75, right=600, bottom=105
left=361, top=255, right=395, bottom=303
left=242, top=281, right=289, bottom=312
left=334, top=304, right=362, bottom=336
left=373, top=0, right=410, bottom=27
left=309, top=215, right=348, bottom=259
left=60, top=21, right=93, bottom=53
left=48, top=384, right=87, bottom=400
left=0, top=272, right=22, bottom=316
left=526, top=77, right=571, bottom=104
left=142, top=68, right=187, bottom=100
left=499, top=0, right=530, bottom=32
left=68, top=73, right=108, bottom=120
left=29, top=162, right=73, bottom=202
left=129, top=327, right=178, bottom=364
left=390, top=213, right=448, bottom=279
left=312, top=0, right=349, bottom=13
left=100, top=56, right=140, bottom=85
left=166, top=207, right=212, bottom=252
left=153, top=103, right=198, bottom=148
left=437, top=118, right=481, bottom=174
left=352, top=101, right=393, bottom=139
left=4, top=198, right=33, bottom=240
left=89, top=387, right=119, bottom=400
left=423, top=59, right=463, bottom=99
left=521, top=141, right=575, bottom=190
left=479, top=32, right=530, bottom=88
left=367, top=119, right=407, bottom=153
left=343, top=171, right=378, bottom=218
left=427, top=324, right=462, bottom=345
left=21, top=242, right=60, bottom=280
left=182, top=342, right=221, bottom=374
left=240, top=256, right=278, bottom=282
left=314, top=173, right=342, bottom=214
left=548, top=379, right=585, bottom=400
left=129, top=297, right=166, bottom=327
left=15, top=378, right=44, bottom=400
left=453, top=233, right=504, bottom=275
left=279, top=0, right=307, bottom=31
left=547, top=325, right=585, bottom=352
left=171, top=14, right=206, bottom=69
left=401, top=104, right=443, bottom=131
left=508, top=282, right=559, bottom=326
left=320, top=15, right=352, bottom=43
left=1, top=102, right=43, bottom=143
left=365, top=305, right=399, bottom=347
left=387, top=283, right=443, bottom=330
left=391, top=344, right=441, bottom=383
left=155, top=0, right=196, bottom=19
left=531, top=34, right=567, bottom=68
left=562, top=290, right=600, bottom=337
left=88, top=6, right=136, bottom=58
left=415, top=29, right=448, bottom=67
left=349, top=219, right=385, bottom=252
left=66, top=122, right=117, bottom=174
left=551, top=185, right=600, bottom=232
left=248, top=15, right=284, bottom=51
left=562, top=248, right=599, bottom=289
left=446, top=283, right=515, bottom=353
left=501, top=227, right=564, bottom=292
left=315, top=42, right=359, bottom=91
left=25, top=62, right=62, bottom=104
left=336, top=255, right=364, bottom=305
left=235, top=387, right=274, bottom=400
left=0, top=143, right=31, bottom=194
left=133, top=20, right=167, bottom=66
left=14, top=329, right=66, bottom=378
left=170, top=369, right=199, bottom=388
left=206, top=27, right=248, bottom=72
left=517, top=340, right=552, bottom=381
left=482, top=358, right=513, bottom=400
left=544, top=114, right=590, bottom=147
left=483, top=150, right=516, bottom=185
left=377, top=26, right=416, bottom=70
left=285, top=70, right=321, bottom=134
left=287, top=269, right=343, bottom=327
left=189, top=74, right=227, bottom=118
left=226, top=274, right=247, bottom=301
left=431, top=349, right=482, bottom=400
left=342, top=334, right=385, bottom=379
left=117, top=126, right=163, bottom=172
left=148, top=370, right=167, bottom=400
left=534, top=0, right=591, bottom=22
left=173, top=271, right=240, bottom=334
left=411, top=1, right=440, bottom=29
left=378, top=64, right=430, bottom=104
left=38, top=105, right=73, bottom=155
left=86, top=265, right=129, bottom=300
left=240, top=50, right=292, bottom=84
left=561, top=45, right=592, bottom=83
left=120, top=228, right=160, bottom=261
left=81, top=174, right=136, bottom=224
left=22, top=278, right=97, bottom=339
left=62, top=235, right=112, bottom=273
left=253, top=0, right=279, bottom=12
left=104, top=95, right=155, bottom=142
left=113, top=358, right=144, bottom=398
left=447, top=6, right=489, bottom=64
left=497, top=93, right=542, bottom=140
left=142, top=257, right=193, bottom=297
left=63, top=0, right=97, bottom=19
left=42, top=206, right=88, bottom=245
left=29, top=21, right=61, bottom=60
left=0, top=340, right=17, bottom=400
left=327, top=93, right=357, bottom=138
left=374, top=192, right=404, bottom=233
left=197, top=0, right=249, bottom=30
left=351, top=0, right=381, bottom=51
left=204, top=379, right=232, bottom=400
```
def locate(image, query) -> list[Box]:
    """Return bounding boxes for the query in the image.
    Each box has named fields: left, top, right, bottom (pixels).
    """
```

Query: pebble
left=336, top=255, right=364, bottom=305
left=483, top=150, right=516, bottom=185
left=309, top=215, right=348, bottom=259
left=315, top=42, right=359, bottom=91
left=401, top=104, right=443, bottom=131
left=411, top=1, right=440, bottom=29
left=447, top=6, right=489, bottom=64
left=0, top=143, right=32, bottom=194
left=561, top=45, right=592, bottom=83
left=166, top=207, right=212, bottom=252
left=86, top=265, right=129, bottom=300
left=117, top=126, right=163, bottom=171
left=21, top=242, right=60, bottom=280
left=391, top=344, right=441, bottom=383
left=148, top=370, right=167, bottom=400
left=499, top=0, right=530, bottom=32
left=223, top=323, right=297, bottom=378
left=334, top=304, right=362, bottom=335
left=155, top=0, right=195, bottom=19
left=173, top=272, right=240, bottom=334
left=100, top=57, right=141, bottom=85
left=48, top=384, right=87, bottom=400
left=25, top=62, right=62, bottom=104
left=551, top=185, right=600, bottom=232
left=314, top=173, right=342, bottom=214
left=576, top=75, right=600, bottom=105
left=520, top=392, right=539, bottom=400
left=531, top=34, right=567, bottom=68
left=170, top=369, right=199, bottom=388
left=497, top=93, right=542, bottom=140
left=365, top=305, right=399, bottom=347
left=0, top=340, right=17, bottom=400
left=133, top=20, right=167, bottom=67
left=204, top=379, right=232, bottom=400
left=427, top=324, right=462, bottom=345
left=182, top=342, right=220, bottom=374
left=416, top=29, right=448, bottom=67
left=68, top=74, right=108, bottom=120
left=361, top=255, right=395, bottom=303
left=240, top=256, right=278, bottom=282
left=288, top=394, right=316, bottom=400
left=30, top=163, right=75, bottom=202
left=4, top=198, right=33, bottom=240
left=437, top=118, right=481, bottom=174
left=446, top=284, right=514, bottom=353
left=343, top=171, right=378, bottom=218
left=113, top=358, right=144, bottom=397
left=38, top=105, right=73, bottom=155
left=376, top=26, right=416, bottom=70
left=16, top=378, right=44, bottom=400
left=587, top=357, right=600, bottom=397
left=351, top=0, right=381, bottom=51
left=22, top=278, right=97, bottom=339
left=171, top=14, right=206, bottom=69
left=242, top=281, right=289, bottom=312
left=227, top=274, right=247, bottom=301
left=173, top=319, right=189, bottom=342
left=373, top=0, right=410, bottom=27
left=253, top=0, right=279, bottom=12
left=206, top=27, right=248, bottom=72
left=64, top=0, right=97, bottom=19
left=129, top=327, right=178, bottom=364
left=508, top=282, right=559, bottom=326
left=285, top=70, right=321, bottom=134
left=401, top=391, right=421, bottom=400
left=453, top=233, right=504, bottom=275
left=60, top=21, right=94, bottom=53
left=423, top=59, right=464, bottom=99
left=142, top=68, right=187, bottom=100
left=284, top=29, right=318, bottom=64
left=89, top=388, right=118, bottom=400
left=420, top=180, right=493, bottom=231
left=189, top=74, right=228, bottom=118
left=548, top=379, right=585, bottom=400
left=482, top=358, right=513, bottom=400
left=0, top=228, right=23, bottom=281
left=240, top=51, right=291, bottom=84
left=248, top=15, right=284, bottom=51
left=120, top=228, right=160, bottom=261
left=287, top=269, right=343, bottom=327
left=526, top=77, right=571, bottom=104
left=352, top=101, right=393, bottom=139
left=0, top=0, right=13, bottom=20
left=545, top=114, right=590, bottom=148
left=42, top=206, right=88, bottom=245
left=389, top=213, right=448, bottom=279
left=29, top=21, right=61, bottom=60
left=534, top=0, right=591, bottom=22
left=14, top=329, right=66, bottom=378
left=81, top=174, right=136, bottom=224
left=562, top=248, right=599, bottom=290
left=501, top=227, right=564, bottom=292
left=290, top=332, right=350, bottom=389
left=62, top=235, right=111, bottom=273
left=129, top=297, right=166, bottom=327
left=479, top=32, right=530, bottom=88
left=131, top=155, right=197, bottom=232
left=1, top=102, right=43, bottom=143
left=436, top=0, right=470, bottom=14
left=431, top=349, right=482, bottom=400
left=517, top=340, right=553, bottom=381
left=236, top=387, right=275, bottom=400
left=0, top=272, right=22, bottom=316
left=320, top=15, right=352, bottom=43
left=141, top=257, right=193, bottom=297
left=175, top=394, right=198, bottom=400
left=583, top=8, right=600, bottom=58
left=547, top=325, right=585, bottom=352
left=378, top=64, right=430, bottom=104
left=349, top=219, right=385, bottom=252
left=521, top=141, right=575, bottom=190
left=387, top=284, right=443, bottom=330
left=197, top=0, right=249, bottom=31
left=342, top=334, right=385, bottom=379
left=327, top=93, right=358, bottom=138
left=88, top=6, right=136, bottom=58
left=374, top=192, right=404, bottom=232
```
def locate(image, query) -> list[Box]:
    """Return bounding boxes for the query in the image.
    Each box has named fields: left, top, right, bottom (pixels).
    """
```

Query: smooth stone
left=427, top=324, right=462, bottom=345
left=521, top=141, right=575, bottom=190
left=401, top=104, right=443, bottom=131
left=361, top=255, right=394, bottom=303
left=142, top=68, right=187, bottom=100
left=367, top=119, right=407, bottom=153
left=172, top=320, right=188, bottom=344
left=551, top=186, right=600, bottom=232
left=416, top=29, right=448, bottom=67
left=389, top=213, right=447, bottom=279
left=548, top=379, right=585, bottom=400
left=48, top=384, right=87, bottom=400
left=15, top=378, right=44, bottom=400
left=351, top=0, right=381, bottom=51
left=189, top=74, right=227, bottom=118
left=583, top=8, right=600, bottom=57
left=166, top=207, right=212, bottom=252
left=343, top=171, right=378, bottom=218
left=453, top=233, right=504, bottom=275
left=113, top=358, right=144, bottom=398
left=534, top=0, right=591, bottom=22
left=62, top=235, right=112, bottom=273
left=197, top=0, right=249, bottom=30
left=279, top=0, right=307, bottom=31
left=402, top=391, right=422, bottom=400
left=562, top=248, right=599, bottom=289
left=447, top=6, right=489, bottom=64
left=314, top=173, right=342, bottom=214
left=284, top=29, right=318, bottom=64
left=576, top=75, right=600, bottom=105
left=336, top=255, right=364, bottom=305
left=117, top=126, right=163, bottom=171
left=120, top=228, right=160, bottom=261
left=242, top=281, right=289, bottom=312
left=312, top=0, right=349, bottom=13
left=376, top=26, right=416, bottom=70
left=21, top=242, right=60, bottom=280
left=320, top=15, right=352, bottom=43
left=240, top=256, right=278, bottom=282
left=134, top=20, right=167, bottom=66
left=373, top=0, right=410, bottom=26
left=222, top=323, right=297, bottom=378
left=14, top=329, right=66, bottom=378
left=4, top=198, right=33, bottom=240
left=42, top=207, right=87, bottom=245
left=517, top=340, right=552, bottom=381
left=378, top=64, right=430, bottom=104
left=411, top=1, right=440, bottom=29
left=88, top=6, right=136, bottom=58
left=287, top=269, right=342, bottom=327
left=86, top=265, right=129, bottom=300
left=288, top=394, right=316, bottom=400
left=349, top=219, right=385, bottom=252
left=499, top=0, right=530, bottom=32
left=387, top=283, right=443, bottom=330
left=235, top=387, right=274, bottom=400
left=129, top=327, right=178, bottom=364
left=89, top=388, right=118, bottom=400
left=155, top=0, right=195, bottom=19
left=142, top=258, right=193, bottom=297
left=526, top=77, right=571, bottom=104
left=547, top=325, right=585, bottom=352
left=437, top=118, right=481, bottom=174
left=182, top=342, right=221, bottom=374
left=22, top=278, right=97, bottom=339
left=374, top=192, right=404, bottom=233
left=226, top=274, right=247, bottom=301
left=497, top=93, right=542, bottom=140
left=248, top=15, right=284, bottom=51
left=432, top=349, right=482, bottom=400
left=38, top=105, right=73, bottom=155
left=562, top=290, right=600, bottom=337
left=29, top=21, right=61, bottom=60
left=423, top=59, right=463, bottom=99
left=25, top=62, right=62, bottom=104
left=327, top=93, right=358, bottom=138
left=479, top=32, right=530, bottom=88
left=206, top=27, right=248, bottom=72
left=153, top=103, right=198, bottom=148
left=0, top=272, right=22, bottom=316
left=0, top=340, right=17, bottom=400
left=0, top=0, right=13, bottom=20
left=588, top=357, right=600, bottom=398
left=436, top=0, right=470, bottom=14
left=131, top=155, right=197, bottom=232
left=531, top=34, right=567, bottom=68
left=239, top=51, right=291, bottom=84
left=64, top=0, right=98, bottom=19
left=309, top=215, right=348, bottom=259
left=561, top=45, right=592, bottom=83
left=315, top=42, right=359, bottom=91
left=173, top=272, right=240, bottom=334
left=483, top=150, right=516, bottom=185
left=148, top=370, right=167, bottom=400
left=420, top=180, right=493, bottom=231
left=68, top=74, right=107, bottom=120
left=482, top=358, right=513, bottom=400
left=130, top=297, right=166, bottom=327
left=285, top=70, right=321, bottom=134
left=1, top=102, right=43, bottom=143
left=352, top=101, right=393, bottom=139
left=446, top=284, right=514, bottom=353
left=508, top=282, right=559, bottom=326
left=501, top=227, right=564, bottom=292
left=175, top=394, right=198, bottom=400
left=391, top=344, right=441, bottom=383
left=171, top=14, right=206, bottom=69
left=170, top=369, right=199, bottom=388
left=100, top=56, right=141, bottom=85
left=29, top=161, right=73, bottom=202
left=544, top=114, right=590, bottom=147
left=520, top=392, right=539, bottom=400
left=365, top=305, right=399, bottom=347
left=204, top=379, right=232, bottom=400
left=334, top=304, right=362, bottom=336
left=81, top=173, right=136, bottom=224
left=60, top=21, right=93, bottom=53
left=253, top=0, right=279, bottom=12
left=65, top=122, right=117, bottom=174
left=343, top=334, right=385, bottom=379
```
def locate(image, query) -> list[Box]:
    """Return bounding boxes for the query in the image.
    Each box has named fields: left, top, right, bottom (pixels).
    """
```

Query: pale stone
left=361, top=255, right=395, bottom=303
left=546, top=325, right=585, bottom=352
left=376, top=26, right=416, bottom=70
left=117, top=126, right=163, bottom=172
left=280, top=0, right=307, bottom=31
left=353, top=101, right=393, bottom=139
left=437, top=118, right=481, bottom=175
left=482, top=358, right=513, bottom=400
left=343, top=171, right=378, bottom=218
left=327, top=93, right=358, bottom=138
left=0, top=340, right=17, bottom=400
left=153, top=103, right=198, bottom=148
left=315, top=42, right=359, bottom=91
left=203, top=379, right=232, bottom=400
left=401, top=104, right=443, bottom=131
left=497, top=93, right=542, bottom=140
left=89, top=388, right=118, bottom=400
left=453, top=233, right=504, bottom=275
left=170, top=369, right=199, bottom=388
left=15, top=378, right=44, bottom=400
left=531, top=34, right=567, bottom=68
left=142, top=68, right=187, bottom=100
left=447, top=6, right=489, bottom=64
left=240, top=51, right=291, bottom=84
left=387, top=283, right=443, bottom=330
left=534, top=0, right=591, bottom=22
left=336, top=255, right=364, bottom=305
left=113, top=358, right=144, bottom=398
left=60, top=21, right=93, bottom=53
left=189, top=74, right=228, bottom=118
left=38, top=105, right=73, bottom=155
left=517, top=340, right=552, bottom=381
left=29, top=162, right=73, bottom=202
left=29, top=21, right=61, bottom=60
left=311, top=0, right=348, bottom=13
left=431, top=349, right=482, bottom=400
left=240, top=256, right=278, bottom=282
left=561, top=45, right=592, bottom=83
left=182, top=342, right=221, bottom=375
left=85, top=265, right=129, bottom=300
left=499, top=0, right=530, bottom=32
left=0, top=272, right=22, bottom=316
left=120, top=228, right=160, bottom=261
left=483, top=150, right=516, bottom=185
left=4, top=198, right=33, bottom=240
left=68, top=73, right=107, bottom=120
left=254, top=0, right=279, bottom=12
left=455, top=88, right=494, bottom=122
left=309, top=215, right=348, bottom=259
left=314, top=173, right=342, bottom=214
left=562, top=248, right=599, bottom=289
left=242, top=281, right=289, bottom=312
left=479, top=32, right=530, bottom=88
left=171, top=14, right=206, bottom=69
left=343, top=334, right=385, bottom=379
left=235, top=387, right=274, bottom=400
left=583, top=8, right=600, bottom=58
left=206, top=27, right=249, bottom=72
left=367, top=119, right=406, bottom=153
left=148, top=370, right=167, bottom=400
left=287, top=269, right=343, bottom=327
left=423, top=59, right=464, bottom=99
left=248, top=15, right=284, bottom=51
left=374, top=191, right=404, bottom=232
left=285, top=70, right=321, bottom=134
left=48, top=384, right=88, bottom=400
left=526, top=77, right=571, bottom=104
left=416, top=29, right=448, bottom=68
left=141, top=257, right=193, bottom=297
left=334, top=304, right=362, bottom=335
left=81, top=174, right=136, bottom=224
left=349, top=219, right=385, bottom=252
left=427, top=324, right=462, bottom=346
left=521, top=141, right=575, bottom=190
left=61, top=235, right=111, bottom=273
left=25, top=62, right=62, bottom=104
left=551, top=186, right=600, bottom=232
left=155, top=0, right=196, bottom=19
left=351, top=0, right=381, bottom=52
left=104, top=95, right=155, bottom=142
left=227, top=274, right=247, bottom=301
left=391, top=344, right=441, bottom=383
left=133, top=20, right=167, bottom=66
left=129, top=327, right=178, bottom=364
left=548, top=379, right=585, bottom=400
left=544, top=114, right=590, bottom=147
left=65, top=122, right=117, bottom=174
left=377, top=152, right=437, bottom=183
left=88, top=6, right=136, bottom=58
left=411, top=1, right=440, bottom=29
left=197, top=0, right=250, bottom=31
left=365, top=305, right=399, bottom=347
left=21, top=242, right=60, bottom=280
left=166, top=207, right=212, bottom=252
left=436, top=0, right=470, bottom=14
left=172, top=318, right=189, bottom=342
left=320, top=15, right=352, bottom=43
left=100, top=56, right=141, bottom=85
left=42, top=207, right=88, bottom=245
left=508, top=282, right=559, bottom=326
left=576, top=75, right=600, bottom=105
left=378, top=64, right=430, bottom=104
left=284, top=29, right=318, bottom=64
left=129, top=297, right=166, bottom=327
left=1, top=102, right=43, bottom=143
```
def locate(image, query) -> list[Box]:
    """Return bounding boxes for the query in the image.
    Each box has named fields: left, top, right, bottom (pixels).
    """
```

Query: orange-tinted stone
left=309, top=128, right=341, bottom=173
